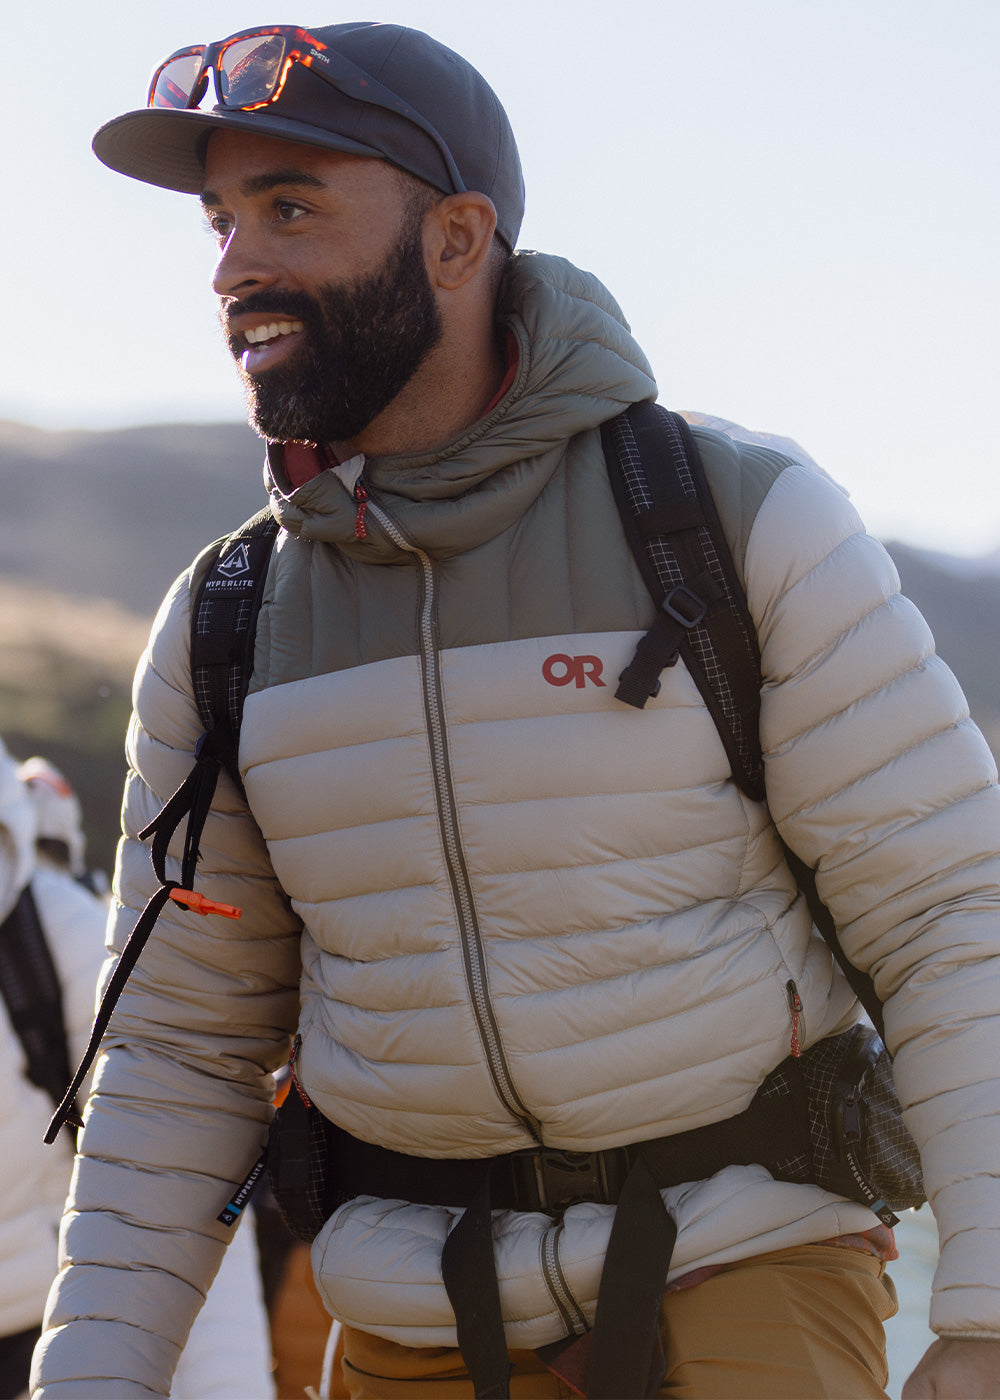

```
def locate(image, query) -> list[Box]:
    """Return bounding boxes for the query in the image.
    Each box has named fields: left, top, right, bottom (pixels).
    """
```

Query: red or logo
left=542, top=654, right=606, bottom=688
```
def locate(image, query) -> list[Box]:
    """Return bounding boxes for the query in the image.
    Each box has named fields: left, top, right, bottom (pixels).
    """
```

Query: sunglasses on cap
left=147, top=25, right=467, bottom=195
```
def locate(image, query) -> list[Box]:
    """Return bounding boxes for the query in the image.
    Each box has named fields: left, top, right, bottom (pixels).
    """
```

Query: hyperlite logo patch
left=216, top=543, right=251, bottom=579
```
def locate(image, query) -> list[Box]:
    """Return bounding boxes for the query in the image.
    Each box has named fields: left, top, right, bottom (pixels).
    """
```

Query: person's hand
left=902, top=1337, right=1000, bottom=1398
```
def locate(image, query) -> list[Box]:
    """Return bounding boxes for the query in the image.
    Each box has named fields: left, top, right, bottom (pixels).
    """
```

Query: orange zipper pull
left=169, top=888, right=242, bottom=919
left=354, top=477, right=369, bottom=540
left=787, top=980, right=803, bottom=1058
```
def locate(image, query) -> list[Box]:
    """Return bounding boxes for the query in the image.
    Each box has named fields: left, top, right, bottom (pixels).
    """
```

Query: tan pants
left=330, top=1244, right=898, bottom=1399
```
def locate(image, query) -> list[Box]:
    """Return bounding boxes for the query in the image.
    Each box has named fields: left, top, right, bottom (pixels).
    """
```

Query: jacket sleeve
left=748, top=458, right=1000, bottom=1341
left=32, top=558, right=303, bottom=1398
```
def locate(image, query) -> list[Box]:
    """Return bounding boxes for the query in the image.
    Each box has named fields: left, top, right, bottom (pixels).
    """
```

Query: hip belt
left=332, top=1061, right=811, bottom=1213
left=268, top=1054, right=813, bottom=1400
left=345, top=1067, right=811, bottom=1400
left=265, top=1026, right=921, bottom=1398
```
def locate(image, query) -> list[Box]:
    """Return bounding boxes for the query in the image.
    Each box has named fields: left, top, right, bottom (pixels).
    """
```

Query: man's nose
left=212, top=226, right=279, bottom=299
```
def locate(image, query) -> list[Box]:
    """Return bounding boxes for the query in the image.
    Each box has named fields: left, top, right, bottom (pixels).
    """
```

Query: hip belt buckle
left=510, top=1145, right=629, bottom=1213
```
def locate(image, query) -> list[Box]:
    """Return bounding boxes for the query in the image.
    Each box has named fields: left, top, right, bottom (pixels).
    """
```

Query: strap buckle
left=661, top=584, right=707, bottom=629
left=615, top=584, right=708, bottom=709
left=508, top=1146, right=628, bottom=1213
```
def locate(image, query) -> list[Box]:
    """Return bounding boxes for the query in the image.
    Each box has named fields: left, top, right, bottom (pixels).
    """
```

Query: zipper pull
left=354, top=476, right=369, bottom=541
left=787, top=980, right=803, bottom=1058
left=288, top=1032, right=313, bottom=1107
left=169, top=888, right=242, bottom=919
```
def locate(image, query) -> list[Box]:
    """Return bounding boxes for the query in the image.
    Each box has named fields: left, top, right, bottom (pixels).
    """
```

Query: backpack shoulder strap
left=0, top=883, right=76, bottom=1112
left=191, top=508, right=280, bottom=790
left=45, top=510, right=278, bottom=1145
left=602, top=402, right=765, bottom=802
left=602, top=402, right=885, bottom=1037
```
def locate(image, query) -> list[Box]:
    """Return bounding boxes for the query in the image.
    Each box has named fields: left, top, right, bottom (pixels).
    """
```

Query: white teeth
left=244, top=320, right=304, bottom=346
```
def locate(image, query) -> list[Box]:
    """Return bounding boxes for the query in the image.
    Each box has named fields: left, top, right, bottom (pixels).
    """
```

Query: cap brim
left=92, top=106, right=388, bottom=195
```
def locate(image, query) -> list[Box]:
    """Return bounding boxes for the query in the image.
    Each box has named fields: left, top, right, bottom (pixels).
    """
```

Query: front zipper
left=362, top=492, right=542, bottom=1142
left=540, top=1222, right=589, bottom=1335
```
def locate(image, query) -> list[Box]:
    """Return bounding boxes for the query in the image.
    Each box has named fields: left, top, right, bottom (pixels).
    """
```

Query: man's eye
left=205, top=212, right=233, bottom=241
left=275, top=200, right=305, bottom=222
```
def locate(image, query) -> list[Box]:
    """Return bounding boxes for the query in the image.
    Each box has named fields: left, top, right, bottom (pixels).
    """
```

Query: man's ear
left=426, top=192, right=498, bottom=291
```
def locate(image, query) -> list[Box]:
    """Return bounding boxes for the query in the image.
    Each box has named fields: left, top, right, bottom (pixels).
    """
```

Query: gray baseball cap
left=92, top=22, right=525, bottom=249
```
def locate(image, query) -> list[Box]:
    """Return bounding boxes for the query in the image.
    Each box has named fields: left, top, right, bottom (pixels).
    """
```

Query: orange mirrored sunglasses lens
left=217, top=34, right=289, bottom=107
left=149, top=51, right=206, bottom=108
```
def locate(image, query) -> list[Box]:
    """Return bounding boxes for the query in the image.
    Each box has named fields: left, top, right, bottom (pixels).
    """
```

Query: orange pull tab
left=787, top=980, right=803, bottom=1058
left=169, top=888, right=242, bottom=919
left=353, top=477, right=369, bottom=541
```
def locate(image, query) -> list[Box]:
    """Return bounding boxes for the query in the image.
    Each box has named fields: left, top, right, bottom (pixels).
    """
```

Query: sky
left=3, top=0, right=998, bottom=554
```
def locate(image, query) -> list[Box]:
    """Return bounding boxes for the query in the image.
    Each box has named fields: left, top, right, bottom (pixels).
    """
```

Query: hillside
left=1, top=418, right=998, bottom=871
left=0, top=419, right=265, bottom=613
left=0, top=579, right=150, bottom=870
left=0, top=418, right=266, bottom=868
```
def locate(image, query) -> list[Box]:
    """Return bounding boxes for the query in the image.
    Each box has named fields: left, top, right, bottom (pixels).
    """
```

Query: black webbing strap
left=334, top=1061, right=810, bottom=1217
left=0, top=885, right=76, bottom=1113
left=604, top=406, right=713, bottom=712
left=613, top=585, right=708, bottom=710
left=602, top=403, right=765, bottom=802
left=191, top=509, right=280, bottom=790
left=585, top=1156, right=676, bottom=1399
left=441, top=1167, right=512, bottom=1400
left=46, top=509, right=279, bottom=1143
left=45, top=735, right=223, bottom=1143
left=603, top=401, right=883, bottom=1029
left=397, top=1060, right=812, bottom=1398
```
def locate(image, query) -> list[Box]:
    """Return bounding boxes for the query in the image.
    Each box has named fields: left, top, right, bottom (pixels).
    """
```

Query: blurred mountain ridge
left=1, top=418, right=998, bottom=870
left=0, top=418, right=265, bottom=612
left=0, top=417, right=265, bottom=866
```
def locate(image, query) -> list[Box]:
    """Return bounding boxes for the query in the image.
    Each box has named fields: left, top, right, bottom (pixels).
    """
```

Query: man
left=31, top=22, right=1000, bottom=1399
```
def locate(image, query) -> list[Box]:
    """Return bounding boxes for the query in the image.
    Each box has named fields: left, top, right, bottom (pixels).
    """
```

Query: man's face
left=202, top=132, right=442, bottom=445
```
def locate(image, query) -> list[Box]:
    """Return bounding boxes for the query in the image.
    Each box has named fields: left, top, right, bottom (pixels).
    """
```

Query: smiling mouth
left=237, top=319, right=307, bottom=374
left=244, top=319, right=305, bottom=345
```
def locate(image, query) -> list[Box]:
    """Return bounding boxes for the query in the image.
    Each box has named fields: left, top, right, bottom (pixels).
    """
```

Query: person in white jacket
left=6, top=752, right=275, bottom=1400
left=0, top=745, right=107, bottom=1399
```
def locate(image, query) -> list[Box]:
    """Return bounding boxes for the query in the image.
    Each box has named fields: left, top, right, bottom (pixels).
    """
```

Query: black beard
left=225, top=213, right=442, bottom=444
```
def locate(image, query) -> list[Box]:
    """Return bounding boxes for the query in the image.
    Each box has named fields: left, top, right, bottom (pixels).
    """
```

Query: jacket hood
left=264, top=252, right=657, bottom=557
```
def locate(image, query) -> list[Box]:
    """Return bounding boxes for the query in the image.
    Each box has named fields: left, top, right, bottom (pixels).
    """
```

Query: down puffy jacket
left=0, top=743, right=275, bottom=1396
left=34, top=253, right=1000, bottom=1395
left=0, top=740, right=107, bottom=1343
